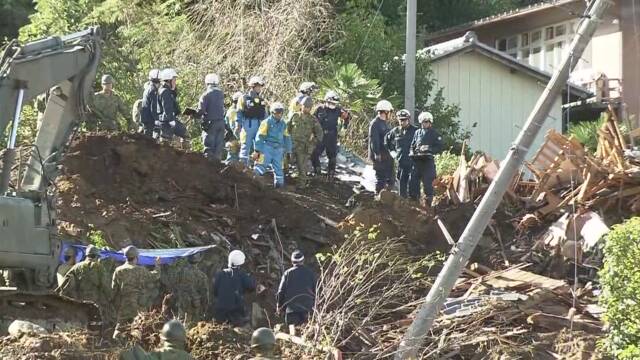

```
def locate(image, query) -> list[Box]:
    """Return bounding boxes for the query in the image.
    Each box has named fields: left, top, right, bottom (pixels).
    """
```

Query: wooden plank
left=527, top=313, right=602, bottom=334
left=484, top=268, right=567, bottom=291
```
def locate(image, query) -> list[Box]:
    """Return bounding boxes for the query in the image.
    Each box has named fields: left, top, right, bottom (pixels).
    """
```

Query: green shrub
left=435, top=150, right=459, bottom=178
left=567, top=115, right=605, bottom=154
left=599, top=217, right=640, bottom=358
left=87, top=229, right=110, bottom=249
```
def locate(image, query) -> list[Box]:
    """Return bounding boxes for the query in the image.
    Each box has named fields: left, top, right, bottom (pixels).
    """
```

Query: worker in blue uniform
left=368, top=100, right=395, bottom=193
left=311, top=91, right=350, bottom=179
left=253, top=102, right=292, bottom=188
left=238, top=76, right=267, bottom=165
left=410, top=111, right=443, bottom=207
left=385, top=109, right=419, bottom=200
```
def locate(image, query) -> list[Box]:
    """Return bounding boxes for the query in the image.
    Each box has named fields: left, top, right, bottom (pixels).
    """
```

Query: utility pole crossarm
left=395, top=0, right=612, bottom=358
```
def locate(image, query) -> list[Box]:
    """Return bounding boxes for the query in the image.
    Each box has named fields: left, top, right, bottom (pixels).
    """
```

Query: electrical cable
left=354, top=0, right=385, bottom=64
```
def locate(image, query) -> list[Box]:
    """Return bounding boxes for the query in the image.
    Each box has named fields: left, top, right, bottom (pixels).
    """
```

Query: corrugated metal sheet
left=430, top=51, right=563, bottom=160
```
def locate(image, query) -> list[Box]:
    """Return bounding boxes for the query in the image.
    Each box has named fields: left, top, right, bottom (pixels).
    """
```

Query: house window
left=545, top=26, right=554, bottom=40
left=555, top=24, right=566, bottom=36
left=569, top=22, right=576, bottom=34
left=507, top=36, right=518, bottom=50
left=520, top=49, right=531, bottom=63
left=531, top=47, right=542, bottom=68
left=497, top=38, right=507, bottom=51
left=555, top=41, right=565, bottom=64
left=545, top=44, right=555, bottom=71
left=521, top=33, right=529, bottom=47
left=532, top=30, right=542, bottom=43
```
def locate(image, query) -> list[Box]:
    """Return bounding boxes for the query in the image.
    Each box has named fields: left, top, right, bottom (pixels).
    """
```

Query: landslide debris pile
left=56, top=134, right=342, bottom=251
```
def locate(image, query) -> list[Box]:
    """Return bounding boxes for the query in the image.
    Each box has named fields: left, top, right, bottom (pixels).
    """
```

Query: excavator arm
left=0, top=28, right=101, bottom=288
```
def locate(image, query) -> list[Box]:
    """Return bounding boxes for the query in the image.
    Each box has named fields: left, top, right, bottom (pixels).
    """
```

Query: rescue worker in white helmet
left=385, top=109, right=419, bottom=200
left=368, top=100, right=395, bottom=193
left=135, top=69, right=161, bottom=137
left=253, top=102, right=292, bottom=188
left=288, top=81, right=318, bottom=121
left=237, top=76, right=267, bottom=165
left=410, top=111, right=443, bottom=207
left=186, top=73, right=226, bottom=160
left=158, top=68, right=190, bottom=148
left=212, top=250, right=256, bottom=326
left=311, top=91, right=351, bottom=179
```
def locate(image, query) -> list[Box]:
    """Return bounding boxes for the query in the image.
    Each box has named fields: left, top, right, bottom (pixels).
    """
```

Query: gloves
left=201, top=120, right=211, bottom=132
left=419, top=144, right=430, bottom=152
left=251, top=152, right=260, bottom=161
left=169, top=120, right=176, bottom=127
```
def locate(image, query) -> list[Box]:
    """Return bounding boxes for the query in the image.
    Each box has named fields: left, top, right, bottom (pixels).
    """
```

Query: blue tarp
left=60, top=242, right=216, bottom=266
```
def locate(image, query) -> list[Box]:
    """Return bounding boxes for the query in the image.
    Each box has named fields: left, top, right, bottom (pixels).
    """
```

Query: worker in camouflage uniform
left=88, top=74, right=133, bottom=132
left=175, top=253, right=209, bottom=325
left=112, top=246, right=161, bottom=340
left=58, top=245, right=116, bottom=334
left=249, top=328, right=278, bottom=360
left=224, top=91, right=244, bottom=164
left=56, top=247, right=77, bottom=287
left=288, top=96, right=323, bottom=189
left=119, top=320, right=194, bottom=360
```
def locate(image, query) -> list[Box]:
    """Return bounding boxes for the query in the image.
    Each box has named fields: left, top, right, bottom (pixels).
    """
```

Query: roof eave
left=425, top=41, right=592, bottom=98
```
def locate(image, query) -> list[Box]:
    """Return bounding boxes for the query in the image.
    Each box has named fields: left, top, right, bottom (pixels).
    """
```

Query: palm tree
left=318, top=63, right=382, bottom=114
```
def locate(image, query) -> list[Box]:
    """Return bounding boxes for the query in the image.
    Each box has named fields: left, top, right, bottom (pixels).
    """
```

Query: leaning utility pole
left=395, top=0, right=611, bottom=358
left=404, top=0, right=417, bottom=117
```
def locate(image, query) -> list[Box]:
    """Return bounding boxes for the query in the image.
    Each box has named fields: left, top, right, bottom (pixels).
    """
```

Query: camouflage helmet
left=251, top=327, right=276, bottom=349
left=86, top=245, right=100, bottom=257
left=63, top=247, right=76, bottom=257
left=123, top=245, right=139, bottom=259
left=101, top=74, right=114, bottom=85
left=160, top=320, right=187, bottom=343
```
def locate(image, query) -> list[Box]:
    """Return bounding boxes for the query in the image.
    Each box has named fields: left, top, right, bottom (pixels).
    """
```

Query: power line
left=354, top=0, right=385, bottom=64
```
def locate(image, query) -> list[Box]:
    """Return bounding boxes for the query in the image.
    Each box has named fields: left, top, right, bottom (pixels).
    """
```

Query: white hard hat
left=160, top=68, right=178, bottom=81
left=396, top=109, right=411, bottom=119
left=298, top=82, right=317, bottom=94
left=148, top=69, right=161, bottom=81
left=270, top=102, right=285, bottom=113
left=228, top=250, right=246, bottom=267
left=324, top=91, right=340, bottom=103
left=249, top=76, right=265, bottom=87
left=232, top=91, right=244, bottom=102
left=205, top=73, right=220, bottom=85
left=418, top=111, right=434, bottom=123
left=375, top=100, right=393, bottom=112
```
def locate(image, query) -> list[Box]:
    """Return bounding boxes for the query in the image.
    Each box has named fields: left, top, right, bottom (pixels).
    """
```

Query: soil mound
left=56, top=134, right=338, bottom=251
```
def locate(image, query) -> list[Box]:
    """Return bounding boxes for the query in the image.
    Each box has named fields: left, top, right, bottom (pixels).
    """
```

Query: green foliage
left=435, top=150, right=459, bottom=178
left=425, top=88, right=466, bottom=152
left=567, top=115, right=606, bottom=154
left=318, top=63, right=382, bottom=157
left=418, top=0, right=534, bottom=32
left=87, top=229, right=109, bottom=249
left=599, top=217, right=640, bottom=358
left=0, top=0, right=34, bottom=44
left=318, top=63, right=382, bottom=114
